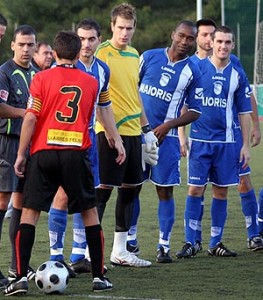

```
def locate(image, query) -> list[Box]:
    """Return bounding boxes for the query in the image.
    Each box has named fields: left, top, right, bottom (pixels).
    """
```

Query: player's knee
left=238, top=175, right=252, bottom=193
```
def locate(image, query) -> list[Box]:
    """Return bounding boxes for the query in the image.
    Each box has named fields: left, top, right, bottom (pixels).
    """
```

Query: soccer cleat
left=126, top=242, right=140, bottom=256
left=3, top=277, right=28, bottom=296
left=110, top=251, right=151, bottom=267
left=156, top=246, right=172, bottom=263
left=58, top=260, right=76, bottom=278
left=194, top=241, right=203, bottom=253
left=8, top=266, right=35, bottom=282
left=207, top=242, right=237, bottom=257
left=92, top=276, right=113, bottom=292
left=176, top=242, right=196, bottom=259
left=247, top=236, right=263, bottom=251
left=0, top=271, right=9, bottom=290
left=69, top=258, right=92, bottom=273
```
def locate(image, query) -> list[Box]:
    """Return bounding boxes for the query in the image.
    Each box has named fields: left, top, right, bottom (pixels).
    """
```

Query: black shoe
left=156, top=246, right=172, bottom=263
left=69, top=258, right=92, bottom=273
left=92, top=276, right=113, bottom=292
left=247, top=236, right=263, bottom=251
left=3, top=277, right=28, bottom=296
left=126, top=242, right=140, bottom=256
left=58, top=260, right=76, bottom=278
left=176, top=242, right=196, bottom=259
left=207, top=242, right=237, bottom=257
left=8, top=265, right=35, bottom=282
left=194, top=241, right=203, bottom=253
left=0, top=271, right=9, bottom=290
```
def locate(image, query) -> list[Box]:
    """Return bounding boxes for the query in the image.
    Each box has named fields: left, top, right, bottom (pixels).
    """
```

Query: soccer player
left=0, top=25, right=37, bottom=289
left=47, top=18, right=125, bottom=276
left=95, top=2, right=158, bottom=267
left=179, top=18, right=263, bottom=252
left=176, top=25, right=252, bottom=258
left=137, top=20, right=202, bottom=263
left=31, top=42, right=53, bottom=70
left=4, top=30, right=113, bottom=296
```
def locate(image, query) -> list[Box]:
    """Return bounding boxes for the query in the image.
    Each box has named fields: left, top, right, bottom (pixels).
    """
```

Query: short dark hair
left=212, top=25, right=235, bottom=42
left=53, top=30, right=81, bottom=60
left=76, top=18, right=101, bottom=37
left=35, top=41, right=51, bottom=53
left=174, top=20, right=197, bottom=36
left=13, top=24, right=37, bottom=42
left=111, top=3, right=137, bottom=27
left=196, top=18, right=217, bottom=30
left=0, top=13, right=7, bottom=27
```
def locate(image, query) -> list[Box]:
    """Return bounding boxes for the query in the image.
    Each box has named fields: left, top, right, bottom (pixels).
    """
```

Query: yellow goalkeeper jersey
left=95, top=40, right=142, bottom=136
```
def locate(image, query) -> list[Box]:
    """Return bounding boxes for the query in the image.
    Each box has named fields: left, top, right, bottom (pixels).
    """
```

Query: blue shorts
left=145, top=136, right=181, bottom=186
left=188, top=140, right=239, bottom=187
left=234, top=127, right=251, bottom=176
left=87, top=128, right=100, bottom=187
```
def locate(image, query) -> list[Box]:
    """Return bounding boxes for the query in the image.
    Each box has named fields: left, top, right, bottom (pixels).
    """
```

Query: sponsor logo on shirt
left=0, top=89, right=8, bottom=101
left=139, top=83, right=172, bottom=101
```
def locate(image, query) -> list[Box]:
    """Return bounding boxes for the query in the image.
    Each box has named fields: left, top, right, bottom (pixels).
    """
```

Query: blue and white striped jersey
left=76, top=57, right=111, bottom=127
left=139, top=48, right=202, bottom=137
left=189, top=57, right=252, bottom=142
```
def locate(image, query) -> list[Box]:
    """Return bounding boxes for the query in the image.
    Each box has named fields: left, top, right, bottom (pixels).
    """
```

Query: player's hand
left=250, top=125, right=261, bottom=147
left=153, top=123, right=170, bottom=143
left=114, top=139, right=126, bottom=165
left=141, top=143, right=159, bottom=169
left=240, top=144, right=250, bottom=169
left=144, top=130, right=158, bottom=152
left=14, top=154, right=27, bottom=178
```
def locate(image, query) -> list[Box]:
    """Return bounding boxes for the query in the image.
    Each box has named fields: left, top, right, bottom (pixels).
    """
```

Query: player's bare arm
left=239, top=113, right=251, bottom=169
left=250, top=93, right=261, bottom=147
left=0, top=103, right=25, bottom=118
left=153, top=110, right=200, bottom=143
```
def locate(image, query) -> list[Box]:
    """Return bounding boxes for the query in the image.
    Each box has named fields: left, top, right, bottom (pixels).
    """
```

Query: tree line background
left=0, top=0, right=220, bottom=63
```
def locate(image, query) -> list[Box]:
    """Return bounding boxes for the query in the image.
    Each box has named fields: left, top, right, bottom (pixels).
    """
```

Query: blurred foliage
left=0, top=0, right=221, bottom=63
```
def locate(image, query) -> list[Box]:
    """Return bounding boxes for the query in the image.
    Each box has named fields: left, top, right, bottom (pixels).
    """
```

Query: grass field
left=1, top=132, right=263, bottom=300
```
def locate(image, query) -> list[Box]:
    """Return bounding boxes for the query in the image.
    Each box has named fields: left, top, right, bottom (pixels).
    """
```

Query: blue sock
left=210, top=198, right=227, bottom=248
left=258, top=188, right=263, bottom=234
left=158, top=198, right=175, bottom=249
left=195, top=196, right=204, bottom=243
left=48, top=208, right=67, bottom=261
left=69, top=213, right=86, bottom=263
left=184, top=195, right=202, bottom=245
left=127, top=196, right=140, bottom=246
left=240, top=189, right=258, bottom=239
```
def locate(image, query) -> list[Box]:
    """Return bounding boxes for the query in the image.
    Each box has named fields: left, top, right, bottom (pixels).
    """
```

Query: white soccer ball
left=35, top=261, right=69, bottom=294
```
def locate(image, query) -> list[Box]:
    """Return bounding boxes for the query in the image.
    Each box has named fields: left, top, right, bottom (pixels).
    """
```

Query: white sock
left=112, top=231, right=128, bottom=256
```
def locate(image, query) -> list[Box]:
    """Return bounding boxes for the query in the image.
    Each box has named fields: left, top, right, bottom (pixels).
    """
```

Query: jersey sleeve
left=27, top=73, right=42, bottom=117
left=234, top=68, right=252, bottom=114
left=0, top=69, right=9, bottom=103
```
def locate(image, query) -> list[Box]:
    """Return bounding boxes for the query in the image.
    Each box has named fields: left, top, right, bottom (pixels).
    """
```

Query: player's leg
left=0, top=135, right=20, bottom=289
left=258, top=188, right=263, bottom=236
left=176, top=140, right=208, bottom=259
left=109, top=135, right=151, bottom=267
left=207, top=143, right=238, bottom=257
left=238, top=174, right=263, bottom=250
left=48, top=187, right=76, bottom=278
left=62, top=150, right=112, bottom=292
left=127, top=185, right=141, bottom=255
left=155, top=186, right=174, bottom=263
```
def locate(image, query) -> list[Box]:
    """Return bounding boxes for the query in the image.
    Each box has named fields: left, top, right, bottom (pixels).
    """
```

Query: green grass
left=1, top=132, right=263, bottom=300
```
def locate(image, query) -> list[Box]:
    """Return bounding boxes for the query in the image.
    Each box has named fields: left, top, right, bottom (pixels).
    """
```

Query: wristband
left=142, top=123, right=151, bottom=134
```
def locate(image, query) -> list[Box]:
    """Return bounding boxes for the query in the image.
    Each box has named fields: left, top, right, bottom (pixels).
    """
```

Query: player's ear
left=11, top=41, right=15, bottom=51
left=171, top=31, right=175, bottom=40
left=232, top=42, right=235, bottom=50
left=52, top=50, right=57, bottom=60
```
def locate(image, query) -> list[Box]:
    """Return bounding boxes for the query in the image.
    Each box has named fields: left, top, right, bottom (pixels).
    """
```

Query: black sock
left=95, top=188, right=112, bottom=222
left=85, top=224, right=104, bottom=279
left=16, top=224, right=35, bottom=279
left=9, top=208, right=22, bottom=270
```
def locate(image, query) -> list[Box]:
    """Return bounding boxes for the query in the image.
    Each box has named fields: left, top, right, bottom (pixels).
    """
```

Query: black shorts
left=23, top=150, right=95, bottom=214
left=0, top=134, right=19, bottom=192
left=97, top=132, right=144, bottom=187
